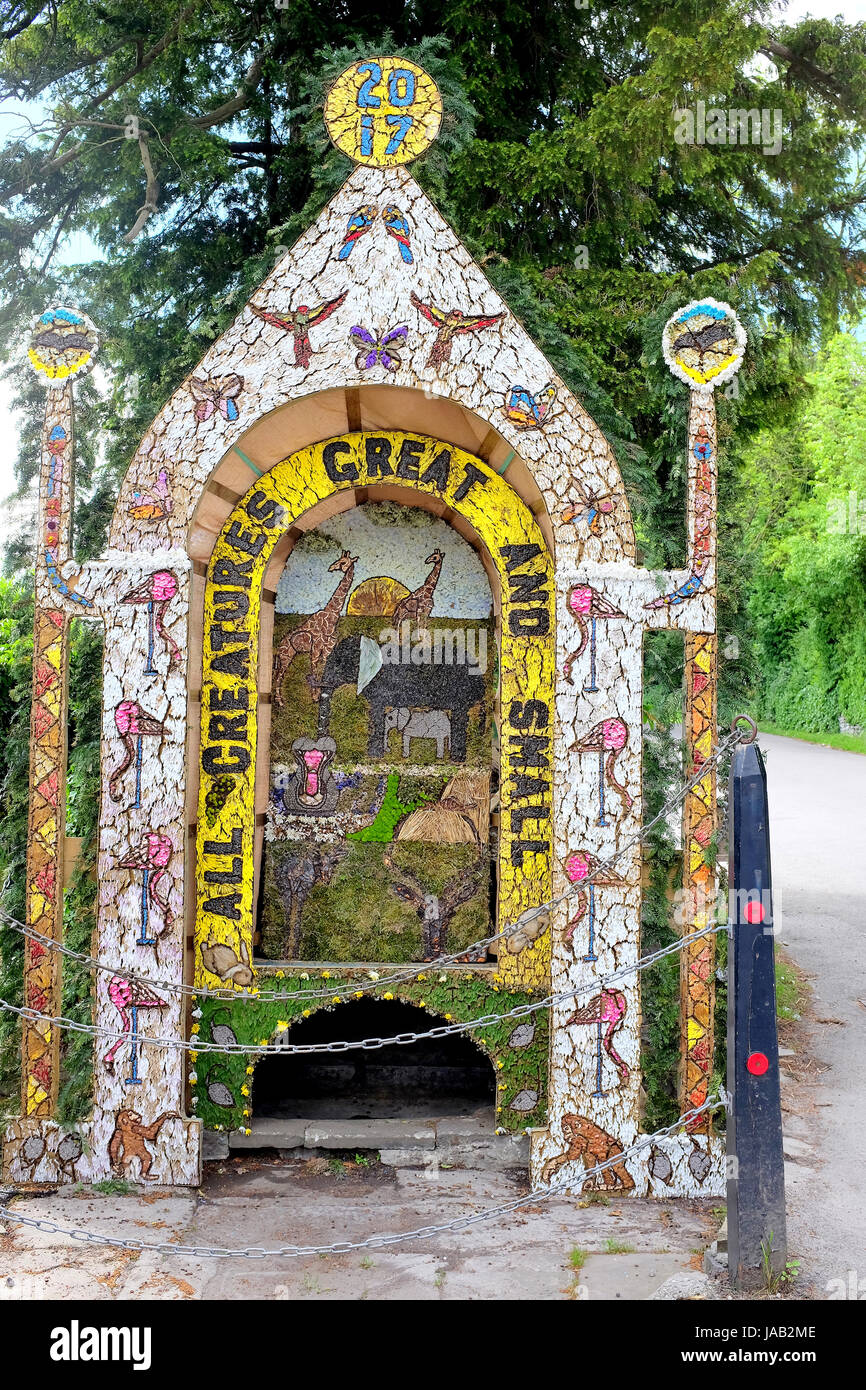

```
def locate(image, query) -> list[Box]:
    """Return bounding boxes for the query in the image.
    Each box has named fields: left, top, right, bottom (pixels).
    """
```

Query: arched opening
left=252, top=999, right=496, bottom=1121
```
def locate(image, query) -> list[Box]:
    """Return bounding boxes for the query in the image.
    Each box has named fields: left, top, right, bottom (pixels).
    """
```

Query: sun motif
left=347, top=576, right=410, bottom=616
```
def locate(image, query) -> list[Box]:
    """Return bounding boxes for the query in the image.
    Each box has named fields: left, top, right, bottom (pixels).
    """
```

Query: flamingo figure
left=563, top=585, right=627, bottom=692
left=109, top=701, right=165, bottom=807
left=575, top=718, right=632, bottom=826
left=121, top=570, right=180, bottom=674
left=103, top=975, right=168, bottom=1084
left=565, top=988, right=629, bottom=1095
left=563, top=850, right=627, bottom=962
left=118, top=833, right=173, bottom=945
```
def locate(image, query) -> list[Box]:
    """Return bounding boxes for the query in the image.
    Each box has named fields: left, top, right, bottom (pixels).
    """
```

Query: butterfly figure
left=504, top=382, right=557, bottom=430
left=251, top=292, right=348, bottom=369
left=190, top=373, right=244, bottom=423
left=561, top=479, right=616, bottom=535
left=350, top=323, right=408, bottom=372
left=337, top=205, right=377, bottom=261
left=128, top=469, right=173, bottom=522
left=381, top=205, right=413, bottom=264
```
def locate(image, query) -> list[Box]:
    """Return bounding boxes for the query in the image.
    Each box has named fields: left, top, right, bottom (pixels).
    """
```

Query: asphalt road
left=760, top=732, right=866, bottom=1296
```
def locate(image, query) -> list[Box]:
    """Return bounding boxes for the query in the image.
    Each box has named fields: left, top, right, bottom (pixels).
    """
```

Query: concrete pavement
left=760, top=732, right=866, bottom=1296
left=0, top=1164, right=717, bottom=1301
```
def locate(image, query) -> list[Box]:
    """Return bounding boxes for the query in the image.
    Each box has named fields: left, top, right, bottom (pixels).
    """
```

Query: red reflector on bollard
left=744, top=900, right=765, bottom=923
left=747, top=1051, right=769, bottom=1075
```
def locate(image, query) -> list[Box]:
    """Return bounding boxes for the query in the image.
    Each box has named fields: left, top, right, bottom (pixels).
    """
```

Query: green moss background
left=194, top=969, right=548, bottom=1135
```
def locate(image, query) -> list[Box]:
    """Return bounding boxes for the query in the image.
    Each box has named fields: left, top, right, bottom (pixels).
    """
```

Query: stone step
left=220, top=1116, right=529, bottom=1170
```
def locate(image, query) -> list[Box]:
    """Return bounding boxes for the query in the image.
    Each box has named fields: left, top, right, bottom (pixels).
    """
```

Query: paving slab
left=229, top=1122, right=306, bottom=1150
left=580, top=1252, right=696, bottom=1301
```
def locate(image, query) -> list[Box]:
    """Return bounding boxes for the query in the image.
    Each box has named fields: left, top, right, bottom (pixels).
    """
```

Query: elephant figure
left=383, top=706, right=452, bottom=759
left=316, top=635, right=485, bottom=762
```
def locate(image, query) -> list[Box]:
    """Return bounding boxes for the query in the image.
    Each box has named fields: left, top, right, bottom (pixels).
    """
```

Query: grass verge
left=758, top=723, right=866, bottom=756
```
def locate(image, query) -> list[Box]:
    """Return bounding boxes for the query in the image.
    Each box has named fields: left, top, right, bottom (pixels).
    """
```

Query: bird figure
left=504, top=382, right=557, bottom=430
left=117, top=832, right=174, bottom=940
left=563, top=584, right=627, bottom=690
left=381, top=205, right=414, bottom=263
left=565, top=988, right=629, bottom=1087
left=670, top=308, right=739, bottom=383
left=120, top=569, right=180, bottom=671
left=350, top=323, right=408, bottom=372
left=103, top=974, right=168, bottom=1075
left=189, top=373, right=244, bottom=423
left=109, top=700, right=166, bottom=805
left=562, top=849, right=627, bottom=959
left=251, top=292, right=348, bottom=369
left=575, top=718, right=632, bottom=825
left=410, top=291, right=503, bottom=368
left=337, top=205, right=377, bottom=260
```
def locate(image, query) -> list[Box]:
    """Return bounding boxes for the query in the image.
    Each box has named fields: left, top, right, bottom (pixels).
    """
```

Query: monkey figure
left=540, top=1112, right=635, bottom=1192
left=108, top=1109, right=178, bottom=1180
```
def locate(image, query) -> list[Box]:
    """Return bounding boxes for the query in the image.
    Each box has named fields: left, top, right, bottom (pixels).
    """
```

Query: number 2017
left=356, top=62, right=415, bottom=155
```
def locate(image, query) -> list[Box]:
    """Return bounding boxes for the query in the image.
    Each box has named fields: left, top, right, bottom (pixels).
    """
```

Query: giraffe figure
left=392, top=549, right=444, bottom=629
left=272, top=550, right=358, bottom=705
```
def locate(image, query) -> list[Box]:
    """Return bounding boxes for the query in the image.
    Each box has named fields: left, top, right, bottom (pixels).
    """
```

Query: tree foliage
left=738, top=333, right=866, bottom=733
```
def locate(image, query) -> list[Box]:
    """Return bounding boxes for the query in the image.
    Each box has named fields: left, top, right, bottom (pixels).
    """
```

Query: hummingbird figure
left=251, top=292, right=348, bottom=369
left=410, top=291, right=503, bottom=368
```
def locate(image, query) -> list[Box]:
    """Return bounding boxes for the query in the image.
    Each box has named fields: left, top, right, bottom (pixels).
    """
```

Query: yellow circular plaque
left=324, top=57, right=442, bottom=168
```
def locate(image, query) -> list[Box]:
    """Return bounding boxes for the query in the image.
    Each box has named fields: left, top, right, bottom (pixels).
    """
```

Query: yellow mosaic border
left=195, top=432, right=554, bottom=993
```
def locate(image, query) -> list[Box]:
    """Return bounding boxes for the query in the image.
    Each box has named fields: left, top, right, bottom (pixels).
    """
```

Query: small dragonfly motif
left=350, top=323, right=408, bottom=372
left=190, top=373, right=244, bottom=423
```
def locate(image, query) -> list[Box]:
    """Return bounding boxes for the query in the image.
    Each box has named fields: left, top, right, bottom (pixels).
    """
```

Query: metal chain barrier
left=0, top=1096, right=725, bottom=1260
left=0, top=920, right=727, bottom=1056
left=0, top=721, right=747, bottom=1006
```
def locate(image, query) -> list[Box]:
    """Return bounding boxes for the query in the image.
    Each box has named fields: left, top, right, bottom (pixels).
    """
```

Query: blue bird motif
left=381, top=205, right=414, bottom=264
left=337, top=205, right=377, bottom=260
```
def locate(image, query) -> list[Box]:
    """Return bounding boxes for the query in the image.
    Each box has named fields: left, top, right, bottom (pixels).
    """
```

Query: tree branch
left=760, top=37, right=855, bottom=107
left=122, top=134, right=160, bottom=243
left=191, top=51, right=266, bottom=130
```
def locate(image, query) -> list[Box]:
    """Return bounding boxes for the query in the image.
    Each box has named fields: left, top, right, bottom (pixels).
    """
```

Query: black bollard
left=726, top=735, right=787, bottom=1289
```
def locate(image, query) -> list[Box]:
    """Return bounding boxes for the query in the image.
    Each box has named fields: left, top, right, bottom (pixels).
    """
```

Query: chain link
left=0, top=724, right=743, bottom=1006
left=0, top=1097, right=725, bottom=1259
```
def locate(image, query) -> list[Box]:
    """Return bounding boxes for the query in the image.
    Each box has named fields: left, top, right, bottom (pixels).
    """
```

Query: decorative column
left=659, top=300, right=746, bottom=1130
left=21, top=307, right=99, bottom=1116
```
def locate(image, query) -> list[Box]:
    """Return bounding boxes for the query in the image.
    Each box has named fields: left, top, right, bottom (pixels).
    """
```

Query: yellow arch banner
left=196, top=432, right=554, bottom=991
